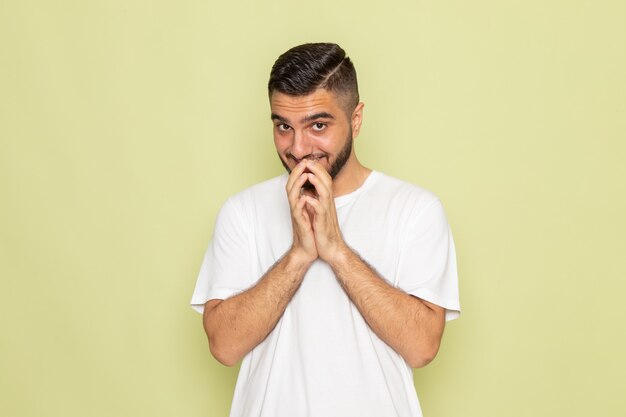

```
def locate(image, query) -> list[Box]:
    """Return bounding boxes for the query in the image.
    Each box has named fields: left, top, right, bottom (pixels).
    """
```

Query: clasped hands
left=287, top=159, right=345, bottom=265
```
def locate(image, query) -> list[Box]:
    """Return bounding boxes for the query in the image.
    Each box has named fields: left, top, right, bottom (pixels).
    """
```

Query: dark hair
left=268, top=43, right=359, bottom=112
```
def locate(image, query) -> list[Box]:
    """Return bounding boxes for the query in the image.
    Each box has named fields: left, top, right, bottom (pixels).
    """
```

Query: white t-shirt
left=191, top=171, right=460, bottom=417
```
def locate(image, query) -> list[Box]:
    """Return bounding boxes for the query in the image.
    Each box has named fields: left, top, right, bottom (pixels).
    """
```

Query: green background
left=1, top=1, right=624, bottom=416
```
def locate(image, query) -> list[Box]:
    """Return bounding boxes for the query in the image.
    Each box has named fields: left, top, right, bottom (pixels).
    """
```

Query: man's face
left=270, top=89, right=355, bottom=185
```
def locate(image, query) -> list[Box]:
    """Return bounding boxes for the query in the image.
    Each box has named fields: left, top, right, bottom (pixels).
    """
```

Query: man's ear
left=351, top=102, right=365, bottom=138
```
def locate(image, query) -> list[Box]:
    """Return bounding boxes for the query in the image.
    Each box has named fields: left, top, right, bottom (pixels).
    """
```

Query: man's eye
left=312, top=122, right=326, bottom=131
left=277, top=124, right=291, bottom=132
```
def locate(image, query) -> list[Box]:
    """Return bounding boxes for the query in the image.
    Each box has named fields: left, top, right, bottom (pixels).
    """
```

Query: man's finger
left=304, top=195, right=323, bottom=215
left=286, top=160, right=308, bottom=192
left=305, top=159, right=332, bottom=181
left=307, top=173, right=331, bottom=199
left=288, top=173, right=310, bottom=208
left=305, top=161, right=332, bottom=199
left=293, top=196, right=309, bottom=224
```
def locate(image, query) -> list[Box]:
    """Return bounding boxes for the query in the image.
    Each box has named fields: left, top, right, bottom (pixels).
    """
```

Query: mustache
left=287, top=153, right=327, bottom=164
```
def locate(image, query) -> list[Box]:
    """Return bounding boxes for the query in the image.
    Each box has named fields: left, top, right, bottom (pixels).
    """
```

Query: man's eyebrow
left=271, top=113, right=289, bottom=123
left=271, top=112, right=335, bottom=124
left=302, top=112, right=335, bottom=123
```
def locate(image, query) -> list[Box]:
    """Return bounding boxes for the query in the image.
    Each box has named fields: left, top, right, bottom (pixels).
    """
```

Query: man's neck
left=332, top=159, right=372, bottom=197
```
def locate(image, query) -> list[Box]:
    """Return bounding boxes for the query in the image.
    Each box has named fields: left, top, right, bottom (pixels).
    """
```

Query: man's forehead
left=270, top=89, right=343, bottom=119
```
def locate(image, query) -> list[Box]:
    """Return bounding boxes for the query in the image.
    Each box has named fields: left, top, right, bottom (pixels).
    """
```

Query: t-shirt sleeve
left=396, top=198, right=461, bottom=321
left=190, top=197, right=252, bottom=314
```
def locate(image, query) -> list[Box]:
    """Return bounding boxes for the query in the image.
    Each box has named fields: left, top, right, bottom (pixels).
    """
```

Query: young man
left=191, top=43, right=460, bottom=417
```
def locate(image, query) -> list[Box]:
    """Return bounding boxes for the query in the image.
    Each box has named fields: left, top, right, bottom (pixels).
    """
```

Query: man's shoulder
left=224, top=174, right=288, bottom=210
left=370, top=171, right=441, bottom=207
left=234, top=174, right=287, bottom=196
left=367, top=171, right=451, bottom=230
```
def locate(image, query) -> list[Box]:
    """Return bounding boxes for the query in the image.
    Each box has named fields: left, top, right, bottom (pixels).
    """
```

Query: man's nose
left=290, top=129, right=313, bottom=159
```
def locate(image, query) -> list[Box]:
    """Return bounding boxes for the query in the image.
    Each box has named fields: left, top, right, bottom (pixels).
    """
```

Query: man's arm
left=327, top=245, right=445, bottom=368
left=203, top=248, right=312, bottom=366
left=203, top=160, right=318, bottom=366
left=303, top=160, right=446, bottom=368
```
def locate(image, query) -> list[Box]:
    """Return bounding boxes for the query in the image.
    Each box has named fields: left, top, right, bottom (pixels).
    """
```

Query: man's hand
left=286, top=160, right=318, bottom=263
left=298, top=160, right=445, bottom=367
left=301, top=159, right=346, bottom=263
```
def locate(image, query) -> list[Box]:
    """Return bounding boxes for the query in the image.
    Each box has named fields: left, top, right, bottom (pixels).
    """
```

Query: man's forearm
left=203, top=249, right=312, bottom=366
left=328, top=244, right=445, bottom=368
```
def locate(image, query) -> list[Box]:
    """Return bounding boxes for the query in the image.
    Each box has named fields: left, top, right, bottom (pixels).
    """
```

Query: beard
left=279, top=128, right=353, bottom=191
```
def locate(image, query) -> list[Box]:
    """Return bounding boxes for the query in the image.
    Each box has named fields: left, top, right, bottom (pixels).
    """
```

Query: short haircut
left=268, top=43, right=360, bottom=113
